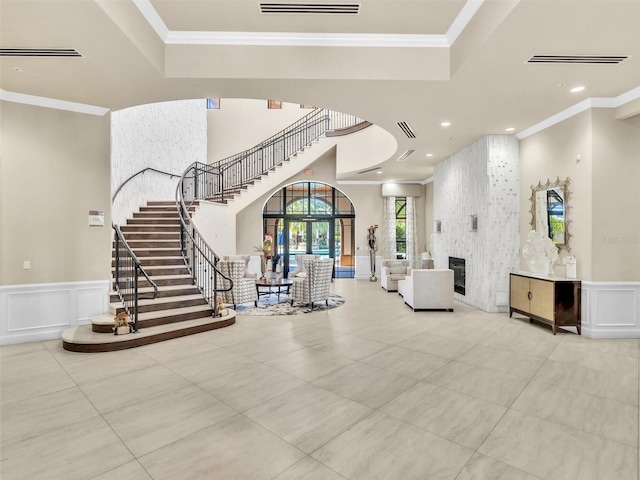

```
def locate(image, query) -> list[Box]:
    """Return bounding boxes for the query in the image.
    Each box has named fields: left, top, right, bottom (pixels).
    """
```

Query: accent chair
left=290, top=258, right=334, bottom=308
left=217, top=259, right=258, bottom=309
left=380, top=259, right=412, bottom=292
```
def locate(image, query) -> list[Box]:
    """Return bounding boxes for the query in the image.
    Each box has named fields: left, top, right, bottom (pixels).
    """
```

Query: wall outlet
left=23, top=261, right=31, bottom=269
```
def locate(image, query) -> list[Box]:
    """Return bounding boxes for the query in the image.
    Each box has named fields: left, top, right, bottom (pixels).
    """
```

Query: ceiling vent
left=0, top=48, right=82, bottom=57
left=527, top=55, right=627, bottom=64
left=397, top=121, right=416, bottom=139
left=396, top=149, right=415, bottom=162
left=357, top=167, right=380, bottom=174
left=260, top=3, right=359, bottom=14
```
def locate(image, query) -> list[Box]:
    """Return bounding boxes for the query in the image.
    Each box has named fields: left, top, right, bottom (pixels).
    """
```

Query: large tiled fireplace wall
left=433, top=135, right=520, bottom=313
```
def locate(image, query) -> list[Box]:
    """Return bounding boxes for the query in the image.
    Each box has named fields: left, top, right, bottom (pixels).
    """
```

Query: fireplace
left=449, top=257, right=466, bottom=295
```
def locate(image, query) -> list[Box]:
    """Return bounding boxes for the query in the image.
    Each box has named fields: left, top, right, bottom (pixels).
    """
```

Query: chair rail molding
left=0, top=280, right=110, bottom=345
left=581, top=281, right=640, bottom=338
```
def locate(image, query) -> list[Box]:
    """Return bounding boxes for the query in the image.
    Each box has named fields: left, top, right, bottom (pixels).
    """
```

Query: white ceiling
left=1, top=0, right=639, bottom=181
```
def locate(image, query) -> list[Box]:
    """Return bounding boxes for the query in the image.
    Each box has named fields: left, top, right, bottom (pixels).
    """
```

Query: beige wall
left=519, top=111, right=594, bottom=280
left=207, top=99, right=311, bottom=163
left=1, top=101, right=111, bottom=285
left=520, top=108, right=640, bottom=282
left=591, top=109, right=640, bottom=281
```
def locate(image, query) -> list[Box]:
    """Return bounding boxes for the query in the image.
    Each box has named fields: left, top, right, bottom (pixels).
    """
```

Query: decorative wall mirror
left=529, top=177, right=571, bottom=251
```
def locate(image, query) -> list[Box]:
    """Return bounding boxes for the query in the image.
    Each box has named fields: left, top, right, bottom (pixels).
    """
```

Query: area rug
left=235, top=293, right=345, bottom=316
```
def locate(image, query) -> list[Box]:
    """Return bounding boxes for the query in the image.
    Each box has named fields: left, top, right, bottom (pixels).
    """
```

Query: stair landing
left=62, top=311, right=236, bottom=352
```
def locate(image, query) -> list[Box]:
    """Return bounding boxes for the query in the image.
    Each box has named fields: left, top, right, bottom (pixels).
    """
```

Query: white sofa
left=380, top=259, right=412, bottom=292
left=399, top=269, right=454, bottom=311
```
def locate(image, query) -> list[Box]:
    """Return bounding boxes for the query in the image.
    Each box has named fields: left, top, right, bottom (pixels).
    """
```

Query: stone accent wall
left=433, top=135, right=519, bottom=312
left=111, top=99, right=207, bottom=225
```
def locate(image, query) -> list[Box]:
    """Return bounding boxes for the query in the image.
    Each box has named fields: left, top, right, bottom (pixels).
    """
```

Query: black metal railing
left=205, top=108, right=364, bottom=202
left=112, top=225, right=158, bottom=332
left=176, top=169, right=233, bottom=310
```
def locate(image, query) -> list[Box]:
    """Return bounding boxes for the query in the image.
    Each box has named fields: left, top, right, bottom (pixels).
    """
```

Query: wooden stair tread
left=109, top=294, right=206, bottom=309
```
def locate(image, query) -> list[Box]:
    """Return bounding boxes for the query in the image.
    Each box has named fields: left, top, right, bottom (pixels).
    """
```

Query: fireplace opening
left=449, top=257, right=466, bottom=296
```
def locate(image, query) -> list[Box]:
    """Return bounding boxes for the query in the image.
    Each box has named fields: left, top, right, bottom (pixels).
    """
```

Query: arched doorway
left=263, top=182, right=355, bottom=278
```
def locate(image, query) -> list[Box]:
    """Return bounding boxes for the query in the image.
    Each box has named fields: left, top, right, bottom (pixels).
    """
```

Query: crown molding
left=446, top=0, right=484, bottom=45
left=517, top=86, right=640, bottom=139
left=0, top=89, right=109, bottom=116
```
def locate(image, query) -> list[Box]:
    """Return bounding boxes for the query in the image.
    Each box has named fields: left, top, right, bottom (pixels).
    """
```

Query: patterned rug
left=235, top=293, right=345, bottom=316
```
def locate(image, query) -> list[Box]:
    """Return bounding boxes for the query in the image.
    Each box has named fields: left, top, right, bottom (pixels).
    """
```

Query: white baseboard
left=0, top=280, right=110, bottom=345
left=581, top=281, right=640, bottom=339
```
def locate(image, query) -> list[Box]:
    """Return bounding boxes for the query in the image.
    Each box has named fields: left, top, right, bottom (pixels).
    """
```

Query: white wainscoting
left=581, top=281, right=640, bottom=338
left=355, top=255, right=382, bottom=281
left=0, top=280, right=110, bottom=345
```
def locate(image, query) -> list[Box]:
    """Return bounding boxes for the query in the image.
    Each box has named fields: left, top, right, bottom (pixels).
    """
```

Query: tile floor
left=1, top=279, right=638, bottom=480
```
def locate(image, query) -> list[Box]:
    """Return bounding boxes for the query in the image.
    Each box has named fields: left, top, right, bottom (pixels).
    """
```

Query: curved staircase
left=62, top=201, right=235, bottom=352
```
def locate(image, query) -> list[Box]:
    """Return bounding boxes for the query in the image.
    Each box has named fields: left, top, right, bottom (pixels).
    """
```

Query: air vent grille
left=397, top=121, right=416, bottom=139
left=396, top=149, right=415, bottom=162
left=357, top=167, right=380, bottom=175
left=0, top=48, right=82, bottom=57
left=528, top=55, right=627, bottom=64
left=260, top=3, right=359, bottom=14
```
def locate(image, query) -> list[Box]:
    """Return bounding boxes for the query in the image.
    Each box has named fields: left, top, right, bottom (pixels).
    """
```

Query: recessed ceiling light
left=376, top=170, right=382, bottom=174
left=13, top=67, right=22, bottom=72
left=426, top=153, right=434, bottom=157
left=440, top=122, right=451, bottom=127
left=505, top=127, right=515, bottom=132
left=570, top=86, right=585, bottom=93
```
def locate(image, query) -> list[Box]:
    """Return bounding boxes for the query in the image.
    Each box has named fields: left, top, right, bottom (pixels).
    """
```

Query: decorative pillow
left=389, top=266, right=406, bottom=274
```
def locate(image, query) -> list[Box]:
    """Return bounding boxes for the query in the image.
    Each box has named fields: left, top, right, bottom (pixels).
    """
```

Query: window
left=206, top=98, right=220, bottom=109
left=395, top=197, right=407, bottom=256
left=267, top=100, right=282, bottom=109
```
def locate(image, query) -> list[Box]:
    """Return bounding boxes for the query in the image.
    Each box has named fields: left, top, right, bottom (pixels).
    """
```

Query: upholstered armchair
left=287, top=254, right=321, bottom=279
left=221, top=255, right=258, bottom=279
left=217, top=260, right=258, bottom=309
left=401, top=269, right=454, bottom=312
left=290, top=258, right=334, bottom=308
left=380, top=259, right=412, bottom=292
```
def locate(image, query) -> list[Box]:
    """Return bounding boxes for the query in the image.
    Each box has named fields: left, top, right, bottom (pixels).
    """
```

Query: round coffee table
left=255, top=278, right=294, bottom=302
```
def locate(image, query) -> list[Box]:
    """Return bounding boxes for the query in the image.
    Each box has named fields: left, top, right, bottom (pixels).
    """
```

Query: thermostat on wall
left=88, top=210, right=104, bottom=227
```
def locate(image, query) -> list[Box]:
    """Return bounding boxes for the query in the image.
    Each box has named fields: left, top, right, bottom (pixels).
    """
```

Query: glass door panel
left=310, top=221, right=330, bottom=257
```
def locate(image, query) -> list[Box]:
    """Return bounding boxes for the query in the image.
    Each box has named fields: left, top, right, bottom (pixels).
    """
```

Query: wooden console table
left=509, top=272, right=581, bottom=335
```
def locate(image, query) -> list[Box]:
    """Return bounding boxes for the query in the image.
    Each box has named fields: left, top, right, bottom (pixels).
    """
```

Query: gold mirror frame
left=529, top=177, right=572, bottom=252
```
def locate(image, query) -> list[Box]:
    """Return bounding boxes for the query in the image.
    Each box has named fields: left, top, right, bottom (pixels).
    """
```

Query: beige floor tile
left=0, top=416, right=132, bottom=480
left=479, top=410, right=637, bottom=480
left=351, top=324, right=418, bottom=345
left=425, top=360, right=529, bottom=406
left=534, top=359, right=638, bottom=406
left=198, top=323, right=266, bottom=347
left=91, top=461, right=152, bottom=480
left=381, top=382, right=506, bottom=449
left=80, top=364, right=192, bottom=414
left=548, top=342, right=639, bottom=375
left=162, top=346, right=256, bottom=384
left=399, top=332, right=475, bottom=359
left=312, top=411, right=473, bottom=480
left=361, top=345, right=450, bottom=379
left=226, top=335, right=306, bottom=362
left=245, top=383, right=371, bottom=453
left=139, top=414, right=305, bottom=480
left=431, top=319, right=505, bottom=344
left=0, top=387, right=99, bottom=447
left=560, top=334, right=639, bottom=358
left=313, top=361, right=417, bottom=408
left=1, top=360, right=76, bottom=406
left=511, top=379, right=638, bottom=447
left=0, top=341, right=47, bottom=358
left=320, top=334, right=390, bottom=360
left=198, top=362, right=305, bottom=412
left=54, top=349, right=159, bottom=385
left=138, top=339, right=220, bottom=364
left=273, top=457, right=347, bottom=480
left=104, top=384, right=236, bottom=457
left=284, top=324, right=345, bottom=347
left=456, top=344, right=545, bottom=379
left=480, top=323, right=562, bottom=359
left=456, top=453, right=543, bottom=480
left=265, top=345, right=355, bottom=382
